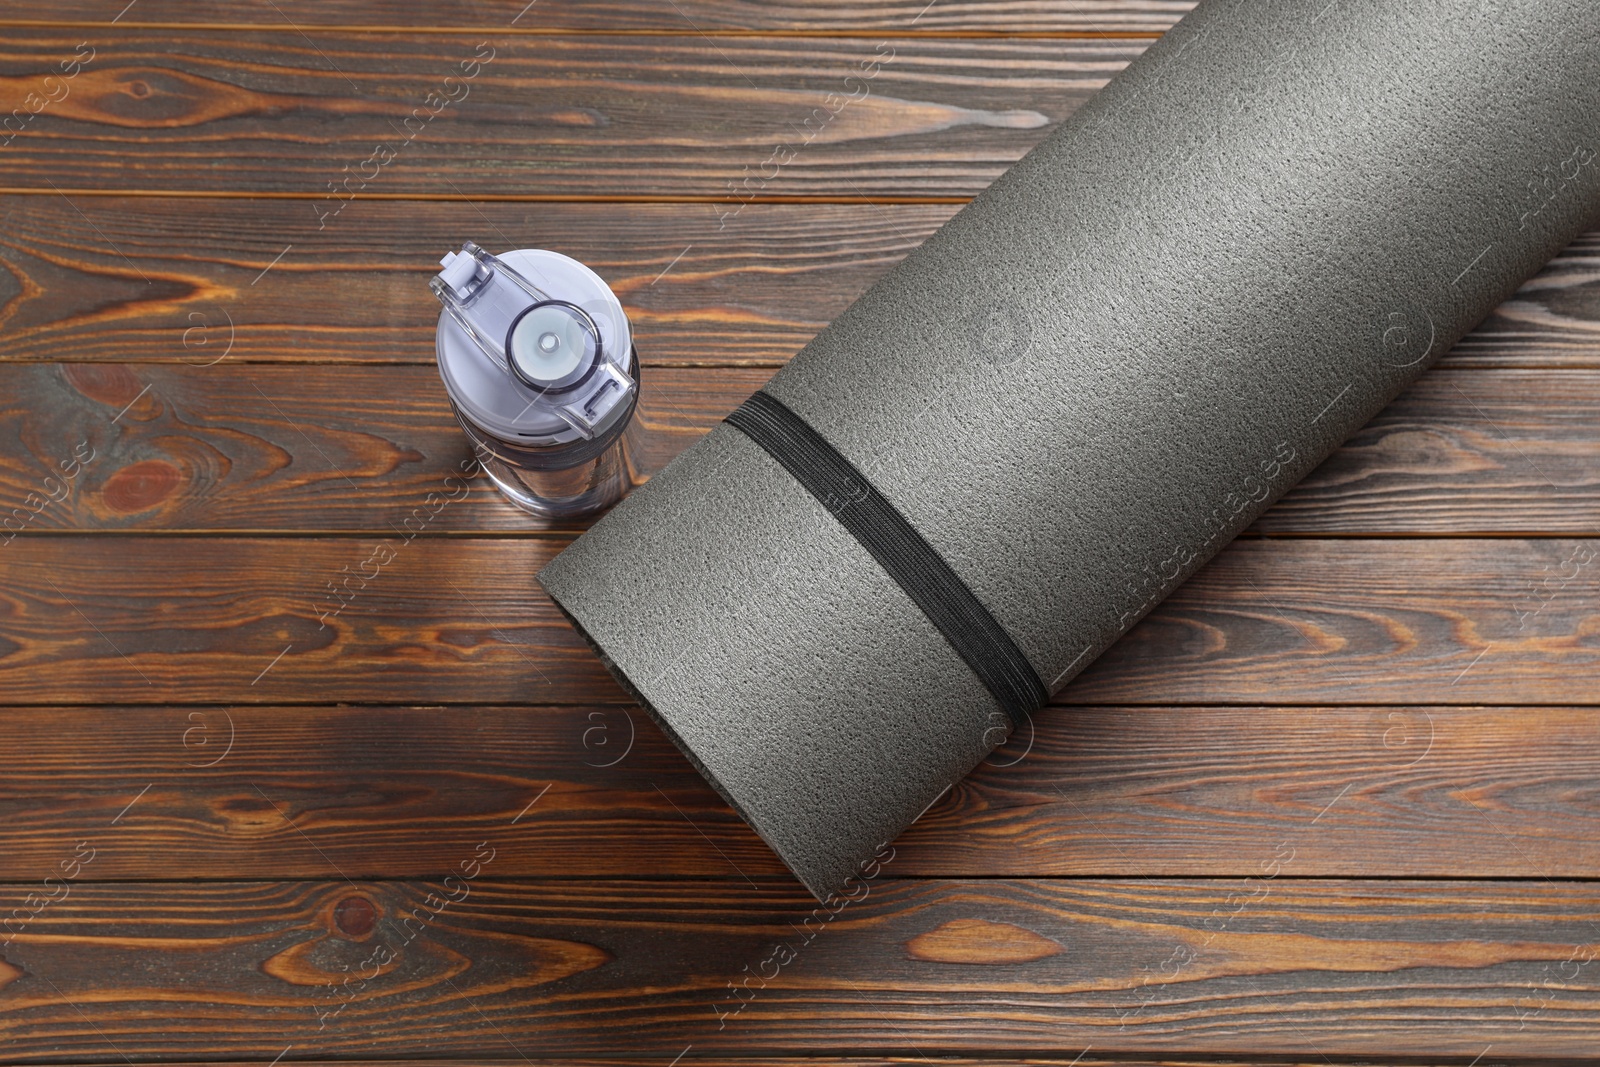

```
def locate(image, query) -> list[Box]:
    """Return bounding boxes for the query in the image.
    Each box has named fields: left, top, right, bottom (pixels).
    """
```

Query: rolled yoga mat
left=540, top=0, right=1600, bottom=901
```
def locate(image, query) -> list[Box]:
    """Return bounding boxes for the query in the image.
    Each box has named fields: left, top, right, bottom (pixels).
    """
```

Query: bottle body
left=432, top=245, right=647, bottom=519
left=451, top=349, right=649, bottom=517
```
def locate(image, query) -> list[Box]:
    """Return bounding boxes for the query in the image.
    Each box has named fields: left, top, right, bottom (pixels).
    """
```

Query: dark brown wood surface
left=0, top=3, right=1597, bottom=1066
left=0, top=199, right=1593, bottom=369
left=4, top=363, right=1600, bottom=532
left=0, top=535, right=1596, bottom=706
left=0, top=31, right=1132, bottom=198
left=0, top=703, right=1594, bottom=879
left=11, top=2, right=1192, bottom=34
left=4, top=878, right=1600, bottom=1060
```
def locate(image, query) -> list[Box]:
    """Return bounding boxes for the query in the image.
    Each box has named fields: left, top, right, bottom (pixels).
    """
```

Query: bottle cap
left=432, top=242, right=636, bottom=445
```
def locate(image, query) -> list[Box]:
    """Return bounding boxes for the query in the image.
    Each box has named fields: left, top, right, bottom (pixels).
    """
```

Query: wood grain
left=11, top=1, right=1192, bottom=34
left=0, top=536, right=1594, bottom=706
left=1, top=198, right=1594, bottom=369
left=1251, top=366, right=1600, bottom=533
left=1, top=877, right=1599, bottom=1059
left=0, top=32, right=1131, bottom=198
left=0, top=199, right=940, bottom=367
left=0, top=7, right=1594, bottom=1065
left=0, top=364, right=768, bottom=533
left=1451, top=230, right=1600, bottom=370
left=0, top=703, right=1594, bottom=881
left=2, top=363, right=1597, bottom=534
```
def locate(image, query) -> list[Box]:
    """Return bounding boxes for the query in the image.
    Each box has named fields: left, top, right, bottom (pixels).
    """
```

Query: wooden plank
left=0, top=198, right=1593, bottom=369
left=8, top=1, right=1192, bottom=35
left=0, top=704, right=1594, bottom=881
left=2, top=363, right=1598, bottom=534
left=0, top=877, right=1597, bottom=1058
left=0, top=32, right=1131, bottom=197
left=0, top=199, right=938, bottom=368
left=1451, top=230, right=1600, bottom=370
left=0, top=536, right=1594, bottom=706
left=1252, top=366, right=1600, bottom=533
left=1068, top=535, right=1600, bottom=706
left=0, top=364, right=767, bottom=533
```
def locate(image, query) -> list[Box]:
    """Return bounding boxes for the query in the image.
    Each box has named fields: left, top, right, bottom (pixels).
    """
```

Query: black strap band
left=724, top=390, right=1046, bottom=728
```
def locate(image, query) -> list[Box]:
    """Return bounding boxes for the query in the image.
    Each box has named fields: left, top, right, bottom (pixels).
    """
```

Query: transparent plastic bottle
left=431, top=242, right=649, bottom=517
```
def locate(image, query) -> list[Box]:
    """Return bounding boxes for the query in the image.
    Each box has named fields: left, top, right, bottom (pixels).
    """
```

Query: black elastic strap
left=724, top=390, right=1046, bottom=728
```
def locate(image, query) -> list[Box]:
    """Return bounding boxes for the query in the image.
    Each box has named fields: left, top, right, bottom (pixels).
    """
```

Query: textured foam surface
left=540, top=0, right=1600, bottom=901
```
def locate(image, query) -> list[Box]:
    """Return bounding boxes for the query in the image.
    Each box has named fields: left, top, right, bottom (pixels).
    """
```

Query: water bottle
left=431, top=242, right=647, bottom=517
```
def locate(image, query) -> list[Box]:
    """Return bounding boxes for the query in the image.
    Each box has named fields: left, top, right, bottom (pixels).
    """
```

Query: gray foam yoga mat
left=540, top=0, right=1600, bottom=901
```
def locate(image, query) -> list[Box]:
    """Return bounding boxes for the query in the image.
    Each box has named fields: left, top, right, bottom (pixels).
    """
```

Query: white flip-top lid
left=433, top=245, right=634, bottom=446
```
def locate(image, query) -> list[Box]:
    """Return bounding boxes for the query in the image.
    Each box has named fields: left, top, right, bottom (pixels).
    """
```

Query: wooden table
left=1, top=2, right=1597, bottom=1063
